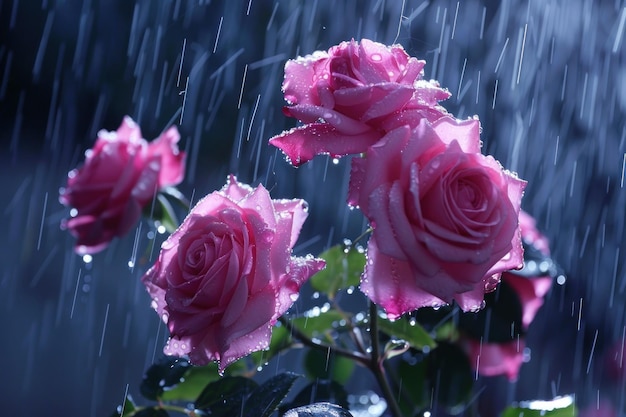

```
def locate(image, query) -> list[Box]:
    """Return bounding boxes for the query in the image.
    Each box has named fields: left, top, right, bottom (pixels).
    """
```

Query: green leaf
left=282, top=381, right=350, bottom=412
left=501, top=395, right=577, bottom=417
left=291, top=309, right=346, bottom=342
left=160, top=186, right=191, bottom=211
left=396, top=357, right=429, bottom=414
left=160, top=356, right=249, bottom=402
left=249, top=324, right=292, bottom=368
left=156, top=194, right=179, bottom=233
left=426, top=342, right=473, bottom=413
left=376, top=316, right=437, bottom=351
left=109, top=396, right=137, bottom=417
left=194, top=376, right=258, bottom=415
left=160, top=363, right=221, bottom=402
left=243, top=372, right=300, bottom=417
left=140, top=357, right=191, bottom=401
left=310, top=245, right=365, bottom=299
left=303, top=349, right=355, bottom=384
left=283, top=402, right=354, bottom=417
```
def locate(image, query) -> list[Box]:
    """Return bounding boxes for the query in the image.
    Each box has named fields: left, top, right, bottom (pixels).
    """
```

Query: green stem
left=278, top=316, right=370, bottom=366
left=161, top=404, right=196, bottom=415
left=351, top=227, right=373, bottom=247
left=129, top=404, right=193, bottom=416
left=369, top=302, right=403, bottom=417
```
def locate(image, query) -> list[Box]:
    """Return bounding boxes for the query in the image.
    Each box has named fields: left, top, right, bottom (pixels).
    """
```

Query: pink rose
left=462, top=210, right=552, bottom=381
left=350, top=117, right=526, bottom=318
left=60, top=116, right=185, bottom=255
left=141, top=176, right=325, bottom=370
left=269, top=39, right=449, bottom=166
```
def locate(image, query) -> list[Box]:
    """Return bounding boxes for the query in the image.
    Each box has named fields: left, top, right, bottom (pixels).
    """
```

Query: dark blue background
left=1, top=0, right=624, bottom=415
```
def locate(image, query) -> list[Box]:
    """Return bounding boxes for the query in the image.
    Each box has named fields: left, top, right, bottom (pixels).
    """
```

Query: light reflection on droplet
left=82, top=254, right=93, bottom=264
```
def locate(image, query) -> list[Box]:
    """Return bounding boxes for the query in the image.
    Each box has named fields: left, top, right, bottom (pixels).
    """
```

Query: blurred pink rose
left=269, top=39, right=449, bottom=166
left=463, top=339, right=524, bottom=381
left=350, top=117, right=526, bottom=319
left=60, top=116, right=185, bottom=254
left=463, top=210, right=552, bottom=381
left=604, top=339, right=626, bottom=381
left=504, top=273, right=552, bottom=330
left=463, top=274, right=551, bottom=381
left=578, top=400, right=618, bottom=417
left=142, top=175, right=325, bottom=370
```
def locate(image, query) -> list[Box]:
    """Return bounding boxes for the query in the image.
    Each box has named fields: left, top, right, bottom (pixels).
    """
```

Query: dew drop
left=82, top=254, right=93, bottom=264
left=69, top=208, right=78, bottom=217
left=371, top=53, right=382, bottom=61
left=332, top=157, right=340, bottom=165
left=289, top=293, right=299, bottom=302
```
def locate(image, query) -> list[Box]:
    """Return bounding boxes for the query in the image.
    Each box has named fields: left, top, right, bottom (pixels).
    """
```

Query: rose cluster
left=270, top=39, right=526, bottom=319
left=60, top=39, right=531, bottom=375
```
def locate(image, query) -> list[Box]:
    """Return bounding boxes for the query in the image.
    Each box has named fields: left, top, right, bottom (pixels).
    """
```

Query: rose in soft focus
left=461, top=210, right=553, bottom=381
left=463, top=340, right=524, bottom=381
left=59, top=116, right=185, bottom=254
left=578, top=400, right=618, bottom=417
left=269, top=39, right=449, bottom=166
left=350, top=117, right=526, bottom=319
left=604, top=338, right=626, bottom=381
left=142, top=175, right=325, bottom=370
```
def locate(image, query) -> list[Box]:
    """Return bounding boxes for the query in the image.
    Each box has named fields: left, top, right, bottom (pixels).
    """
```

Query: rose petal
left=283, top=51, right=329, bottom=105
left=464, top=339, right=524, bottom=381
left=285, top=104, right=372, bottom=134
left=269, top=122, right=381, bottom=166
left=361, top=236, right=447, bottom=319
left=148, top=126, right=186, bottom=187
left=504, top=274, right=552, bottom=329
